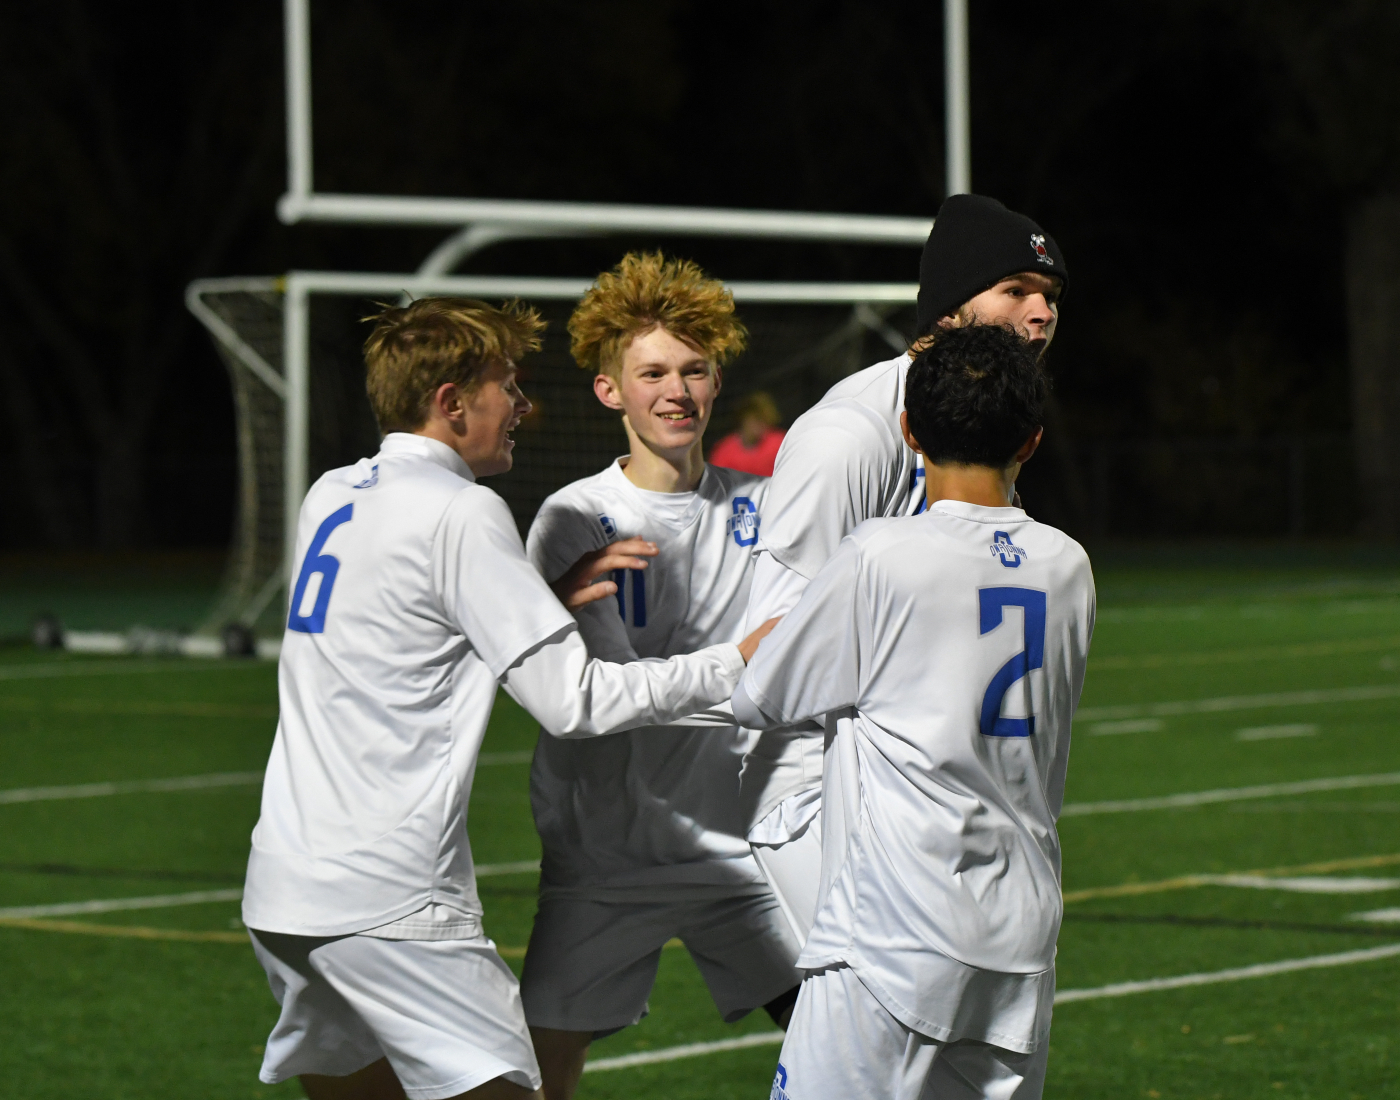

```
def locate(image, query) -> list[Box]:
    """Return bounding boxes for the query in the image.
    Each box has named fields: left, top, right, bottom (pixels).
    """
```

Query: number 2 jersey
left=734, top=502, right=1095, bottom=1052
left=526, top=460, right=769, bottom=896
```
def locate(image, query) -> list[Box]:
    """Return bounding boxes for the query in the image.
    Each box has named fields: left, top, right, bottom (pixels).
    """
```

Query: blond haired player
left=521, top=254, right=802, bottom=1099
left=742, top=194, right=1069, bottom=942
left=242, top=298, right=775, bottom=1100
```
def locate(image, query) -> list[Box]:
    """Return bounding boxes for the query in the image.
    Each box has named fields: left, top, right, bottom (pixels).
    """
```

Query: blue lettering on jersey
left=910, top=463, right=927, bottom=515
left=288, top=503, right=354, bottom=633
left=598, top=514, right=617, bottom=539
left=978, top=587, right=1047, bottom=737
left=612, top=567, right=646, bottom=627
left=351, top=464, right=379, bottom=489
left=770, top=1063, right=791, bottom=1100
left=728, top=496, right=760, bottom=546
left=990, top=530, right=1028, bottom=567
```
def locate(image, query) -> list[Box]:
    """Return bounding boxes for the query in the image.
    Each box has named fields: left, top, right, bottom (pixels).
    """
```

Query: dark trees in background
left=0, top=3, right=282, bottom=548
left=1236, top=1, right=1400, bottom=534
left=0, top=0, right=1394, bottom=547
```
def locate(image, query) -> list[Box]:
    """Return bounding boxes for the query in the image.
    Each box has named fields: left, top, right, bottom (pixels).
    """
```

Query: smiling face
left=593, top=325, right=720, bottom=464
left=957, top=271, right=1062, bottom=351
left=458, top=358, right=532, bottom=477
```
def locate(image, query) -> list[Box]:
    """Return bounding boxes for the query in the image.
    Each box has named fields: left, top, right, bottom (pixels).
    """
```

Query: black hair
left=904, top=324, right=1049, bottom=468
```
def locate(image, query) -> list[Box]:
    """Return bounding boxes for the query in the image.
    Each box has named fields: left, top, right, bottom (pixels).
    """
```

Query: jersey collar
left=379, top=432, right=476, bottom=482
left=927, top=499, right=1026, bottom=523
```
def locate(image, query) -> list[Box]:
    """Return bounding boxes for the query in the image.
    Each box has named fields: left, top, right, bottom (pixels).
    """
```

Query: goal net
left=188, top=278, right=916, bottom=642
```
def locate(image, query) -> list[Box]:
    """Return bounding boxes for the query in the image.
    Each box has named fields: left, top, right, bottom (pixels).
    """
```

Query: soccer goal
left=186, top=272, right=918, bottom=642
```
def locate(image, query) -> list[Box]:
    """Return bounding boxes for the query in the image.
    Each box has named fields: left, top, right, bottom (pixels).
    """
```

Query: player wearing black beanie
left=916, top=193, right=1067, bottom=337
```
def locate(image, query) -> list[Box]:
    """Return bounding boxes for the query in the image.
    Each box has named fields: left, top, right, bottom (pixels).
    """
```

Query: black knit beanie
left=915, top=194, right=1067, bottom=334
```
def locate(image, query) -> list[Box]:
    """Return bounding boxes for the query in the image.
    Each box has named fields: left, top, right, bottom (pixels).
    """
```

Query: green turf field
left=1, top=544, right=1398, bottom=1098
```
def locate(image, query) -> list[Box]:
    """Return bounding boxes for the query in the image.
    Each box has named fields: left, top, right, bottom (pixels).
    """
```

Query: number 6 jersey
left=734, top=501, right=1094, bottom=1053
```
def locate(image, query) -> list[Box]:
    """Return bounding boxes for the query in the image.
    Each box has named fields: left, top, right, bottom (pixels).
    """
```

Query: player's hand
left=550, top=538, right=659, bottom=611
left=738, top=617, right=782, bottom=663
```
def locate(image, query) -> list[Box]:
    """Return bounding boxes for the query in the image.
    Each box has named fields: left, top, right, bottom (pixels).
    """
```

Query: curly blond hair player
left=567, top=252, right=747, bottom=378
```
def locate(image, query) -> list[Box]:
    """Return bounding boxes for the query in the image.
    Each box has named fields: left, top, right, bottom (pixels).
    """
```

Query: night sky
left=1, top=1, right=1391, bottom=549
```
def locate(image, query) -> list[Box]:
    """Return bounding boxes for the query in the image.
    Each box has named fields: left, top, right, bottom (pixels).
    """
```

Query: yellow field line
left=0, top=919, right=691, bottom=958
left=1090, top=634, right=1400, bottom=671
left=0, top=917, right=249, bottom=943
left=1064, top=852, right=1400, bottom=903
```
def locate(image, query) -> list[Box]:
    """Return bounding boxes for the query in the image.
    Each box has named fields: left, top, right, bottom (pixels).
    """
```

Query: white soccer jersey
left=742, top=352, right=926, bottom=834
left=526, top=460, right=769, bottom=893
left=243, top=434, right=745, bottom=936
left=734, top=501, right=1094, bottom=1053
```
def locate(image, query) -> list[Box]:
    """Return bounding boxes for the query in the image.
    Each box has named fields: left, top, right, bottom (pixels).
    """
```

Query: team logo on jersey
left=990, top=530, right=1028, bottom=567
left=598, top=514, right=618, bottom=539
left=728, top=497, right=760, bottom=546
left=1030, top=233, right=1054, bottom=266
left=770, top=1063, right=791, bottom=1100
left=351, top=464, right=379, bottom=489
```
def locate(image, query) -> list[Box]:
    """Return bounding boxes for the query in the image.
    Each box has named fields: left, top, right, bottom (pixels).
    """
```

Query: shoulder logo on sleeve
left=351, top=464, right=379, bottom=489
left=1030, top=233, right=1054, bottom=266
left=728, top=497, right=760, bottom=546
left=598, top=514, right=617, bottom=539
left=990, top=530, right=1028, bottom=567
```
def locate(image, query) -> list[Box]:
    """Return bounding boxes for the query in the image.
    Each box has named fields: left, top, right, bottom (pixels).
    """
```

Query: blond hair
left=567, top=252, right=747, bottom=378
left=363, top=297, right=544, bottom=432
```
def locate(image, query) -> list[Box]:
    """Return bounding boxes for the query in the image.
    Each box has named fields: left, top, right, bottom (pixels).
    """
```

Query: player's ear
left=1015, top=427, right=1043, bottom=465
left=593, top=372, right=625, bottom=412
left=899, top=411, right=925, bottom=455
left=432, top=382, right=465, bottom=425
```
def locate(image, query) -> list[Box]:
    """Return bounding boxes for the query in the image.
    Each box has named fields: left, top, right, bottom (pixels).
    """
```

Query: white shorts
left=520, top=890, right=802, bottom=1033
left=250, top=929, right=541, bottom=1098
left=773, top=965, right=1049, bottom=1100
left=750, top=811, right=823, bottom=944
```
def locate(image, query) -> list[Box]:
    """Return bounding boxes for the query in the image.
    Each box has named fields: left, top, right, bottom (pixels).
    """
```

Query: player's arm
left=438, top=490, right=766, bottom=739
left=732, top=537, right=865, bottom=731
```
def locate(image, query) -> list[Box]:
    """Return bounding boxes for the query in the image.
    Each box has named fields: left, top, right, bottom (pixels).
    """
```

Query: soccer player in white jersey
left=736, top=322, right=1094, bottom=1100
left=241, top=298, right=777, bottom=1100
left=520, top=253, right=802, bottom=1099
left=742, top=194, right=1069, bottom=940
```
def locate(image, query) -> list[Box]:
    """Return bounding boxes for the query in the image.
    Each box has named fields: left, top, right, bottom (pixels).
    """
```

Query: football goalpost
left=175, top=0, right=970, bottom=650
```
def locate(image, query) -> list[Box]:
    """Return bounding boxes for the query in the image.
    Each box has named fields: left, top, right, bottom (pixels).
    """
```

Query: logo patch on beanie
left=1030, top=234, right=1054, bottom=266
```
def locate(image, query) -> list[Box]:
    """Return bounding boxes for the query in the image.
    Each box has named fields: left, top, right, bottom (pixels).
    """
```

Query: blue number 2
left=978, top=587, right=1046, bottom=737
left=288, top=504, right=354, bottom=634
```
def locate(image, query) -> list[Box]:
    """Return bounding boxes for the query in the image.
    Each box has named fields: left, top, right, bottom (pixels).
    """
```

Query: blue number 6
left=978, top=587, right=1046, bottom=737
left=288, top=504, right=354, bottom=634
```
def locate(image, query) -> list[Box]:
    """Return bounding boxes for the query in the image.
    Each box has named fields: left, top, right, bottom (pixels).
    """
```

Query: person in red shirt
left=709, top=391, right=786, bottom=476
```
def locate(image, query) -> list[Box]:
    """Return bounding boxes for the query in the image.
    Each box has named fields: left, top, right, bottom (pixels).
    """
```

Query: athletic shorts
left=750, top=811, right=823, bottom=944
left=249, top=929, right=541, bottom=1098
left=520, top=890, right=802, bottom=1033
left=772, top=965, right=1049, bottom=1100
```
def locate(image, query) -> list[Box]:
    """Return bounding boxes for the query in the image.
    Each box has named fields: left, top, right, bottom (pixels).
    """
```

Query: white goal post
left=187, top=273, right=918, bottom=635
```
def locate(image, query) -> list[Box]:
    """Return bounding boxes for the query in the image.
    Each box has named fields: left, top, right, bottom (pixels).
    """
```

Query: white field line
left=1075, top=683, right=1400, bottom=723
left=0, top=861, right=541, bottom=920
left=1061, top=772, right=1400, bottom=817
left=0, top=889, right=244, bottom=919
left=586, top=944, right=1400, bottom=1072
left=0, top=772, right=264, bottom=805
left=584, top=1031, right=785, bottom=1072
left=1, top=754, right=531, bottom=806
left=1054, top=943, right=1400, bottom=1004
left=1198, top=874, right=1400, bottom=894
left=0, top=661, right=254, bottom=681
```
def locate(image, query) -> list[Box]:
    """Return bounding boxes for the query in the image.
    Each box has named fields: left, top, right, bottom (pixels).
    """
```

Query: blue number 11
left=978, top=587, right=1046, bottom=737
